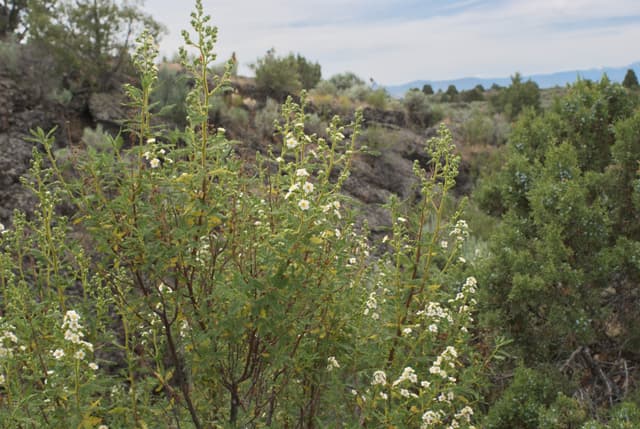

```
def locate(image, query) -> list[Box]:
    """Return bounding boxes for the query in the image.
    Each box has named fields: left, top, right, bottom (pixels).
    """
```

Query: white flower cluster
left=0, top=325, right=18, bottom=359
left=417, top=301, right=453, bottom=334
left=420, top=404, right=474, bottom=429
left=142, top=138, right=172, bottom=169
left=371, top=370, right=387, bottom=386
left=0, top=222, right=6, bottom=235
left=392, top=366, right=418, bottom=386
left=363, top=292, right=379, bottom=320
left=326, top=356, right=340, bottom=371
left=449, top=219, right=469, bottom=243
left=321, top=200, right=342, bottom=219
left=283, top=168, right=316, bottom=212
left=429, top=346, right=458, bottom=380
left=462, top=276, right=477, bottom=294
left=52, top=310, right=98, bottom=368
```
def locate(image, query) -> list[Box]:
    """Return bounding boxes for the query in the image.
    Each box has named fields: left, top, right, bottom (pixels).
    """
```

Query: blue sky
left=143, top=0, right=640, bottom=85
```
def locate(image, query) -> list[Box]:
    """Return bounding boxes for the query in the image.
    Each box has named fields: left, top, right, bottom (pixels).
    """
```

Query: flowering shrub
left=0, top=1, right=486, bottom=427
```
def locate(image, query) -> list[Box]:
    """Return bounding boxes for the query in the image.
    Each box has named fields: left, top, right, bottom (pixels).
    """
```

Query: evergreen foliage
left=477, top=77, right=640, bottom=364
left=623, top=69, right=639, bottom=89
left=253, top=48, right=321, bottom=101
left=490, top=73, right=540, bottom=120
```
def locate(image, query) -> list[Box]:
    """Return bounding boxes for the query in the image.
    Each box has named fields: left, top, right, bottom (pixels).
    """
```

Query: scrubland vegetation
left=1, top=1, right=640, bottom=428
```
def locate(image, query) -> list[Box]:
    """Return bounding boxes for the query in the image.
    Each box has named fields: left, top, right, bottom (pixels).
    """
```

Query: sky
left=142, top=0, right=640, bottom=86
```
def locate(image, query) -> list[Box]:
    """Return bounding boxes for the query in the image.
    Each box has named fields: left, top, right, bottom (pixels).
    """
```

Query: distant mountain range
left=384, top=62, right=640, bottom=97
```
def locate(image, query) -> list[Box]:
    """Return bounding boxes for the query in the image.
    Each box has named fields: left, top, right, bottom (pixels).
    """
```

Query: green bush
left=622, top=69, right=639, bottom=90
left=254, top=97, right=281, bottom=139
left=477, top=77, right=640, bottom=363
left=328, top=71, right=365, bottom=91
left=0, top=3, right=488, bottom=427
left=489, top=73, right=540, bottom=120
left=582, top=402, right=640, bottom=429
left=403, top=89, right=442, bottom=129
left=151, top=64, right=190, bottom=127
left=252, top=49, right=321, bottom=101
left=484, top=366, right=569, bottom=429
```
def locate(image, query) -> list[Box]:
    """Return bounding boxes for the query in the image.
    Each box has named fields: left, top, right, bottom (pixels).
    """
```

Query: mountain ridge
left=384, top=62, right=640, bottom=97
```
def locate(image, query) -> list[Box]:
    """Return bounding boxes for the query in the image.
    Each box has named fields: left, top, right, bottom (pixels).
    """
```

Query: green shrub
left=582, top=402, right=640, bottom=429
left=365, top=87, right=389, bottom=109
left=328, top=71, right=364, bottom=91
left=477, top=77, right=640, bottom=364
left=0, top=4, right=489, bottom=427
left=622, top=69, right=639, bottom=89
left=254, top=97, right=281, bottom=139
left=403, top=89, right=441, bottom=129
left=484, top=366, right=568, bottom=429
left=461, top=107, right=509, bottom=147
left=252, top=49, right=321, bottom=101
left=489, top=73, right=540, bottom=120
left=151, top=64, right=190, bottom=127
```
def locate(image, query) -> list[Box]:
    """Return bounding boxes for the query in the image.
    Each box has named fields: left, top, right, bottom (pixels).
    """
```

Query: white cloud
left=143, top=0, right=640, bottom=84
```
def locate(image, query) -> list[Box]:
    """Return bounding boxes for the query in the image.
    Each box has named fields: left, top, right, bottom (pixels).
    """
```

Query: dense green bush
left=27, top=0, right=164, bottom=90
left=483, top=366, right=571, bottom=429
left=151, top=64, right=190, bottom=127
left=622, top=69, right=639, bottom=89
left=489, top=73, right=540, bottom=120
left=252, top=48, right=321, bottom=101
left=403, top=89, right=442, bottom=129
left=328, top=71, right=365, bottom=91
left=477, top=77, right=640, bottom=386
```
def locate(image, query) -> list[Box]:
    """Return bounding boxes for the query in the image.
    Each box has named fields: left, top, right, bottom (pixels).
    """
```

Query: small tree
left=328, top=71, right=364, bottom=91
left=490, top=72, right=540, bottom=120
left=622, top=68, right=639, bottom=89
left=422, top=83, right=434, bottom=95
left=27, top=0, right=163, bottom=89
left=253, top=49, right=321, bottom=101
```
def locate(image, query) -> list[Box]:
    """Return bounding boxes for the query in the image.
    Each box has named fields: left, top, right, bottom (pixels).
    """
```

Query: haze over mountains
left=385, top=62, right=640, bottom=97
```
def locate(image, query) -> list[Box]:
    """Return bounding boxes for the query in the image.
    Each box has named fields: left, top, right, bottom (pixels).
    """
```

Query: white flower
left=298, top=199, right=310, bottom=211
left=64, top=330, right=81, bottom=344
left=286, top=135, right=298, bottom=148
left=302, top=181, right=314, bottom=194
left=89, top=362, right=99, bottom=370
left=393, top=367, right=418, bottom=386
left=217, top=127, right=226, bottom=134
left=400, top=388, right=417, bottom=398
left=0, top=223, right=5, bottom=234
left=402, top=327, right=413, bottom=335
left=98, top=425, right=109, bottom=429
left=440, top=240, right=448, bottom=249
left=0, top=374, right=5, bottom=385
left=52, top=349, right=65, bottom=360
left=327, top=356, right=340, bottom=370
left=276, top=156, right=284, bottom=163
left=397, top=217, right=407, bottom=223
left=420, top=380, right=431, bottom=388
left=146, top=137, right=156, bottom=144
left=158, top=148, right=166, bottom=155
left=371, top=370, right=387, bottom=386
left=150, top=158, right=161, bottom=168
left=422, top=410, right=441, bottom=425
left=296, top=168, right=309, bottom=177
left=379, top=392, right=388, bottom=400
left=74, top=350, right=86, bottom=360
